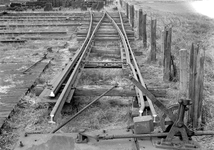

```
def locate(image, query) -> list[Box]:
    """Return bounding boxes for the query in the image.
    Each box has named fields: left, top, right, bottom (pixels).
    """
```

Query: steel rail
left=49, top=12, right=107, bottom=123
left=105, top=11, right=147, bottom=118
left=51, top=84, right=118, bottom=133
left=118, top=11, right=157, bottom=120
left=47, top=11, right=93, bottom=98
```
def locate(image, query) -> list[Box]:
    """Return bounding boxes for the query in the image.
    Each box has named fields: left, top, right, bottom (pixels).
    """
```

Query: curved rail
left=118, top=10, right=157, bottom=120
left=106, top=10, right=157, bottom=121
left=105, top=11, right=145, bottom=115
left=48, top=11, right=94, bottom=98
left=49, top=12, right=106, bottom=123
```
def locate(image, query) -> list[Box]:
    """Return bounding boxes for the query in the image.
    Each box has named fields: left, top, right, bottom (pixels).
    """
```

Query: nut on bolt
left=19, top=141, right=24, bottom=147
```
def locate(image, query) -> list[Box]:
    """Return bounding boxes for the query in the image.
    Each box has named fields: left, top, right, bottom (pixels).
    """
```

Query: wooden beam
left=91, top=47, right=120, bottom=55
left=73, top=85, right=166, bottom=97
left=0, top=31, right=67, bottom=35
left=84, top=61, right=123, bottom=68
left=0, top=23, right=81, bottom=27
left=77, top=37, right=135, bottom=41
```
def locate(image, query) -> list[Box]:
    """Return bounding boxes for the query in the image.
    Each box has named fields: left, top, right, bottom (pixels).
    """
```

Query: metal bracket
left=76, top=133, right=89, bottom=143
left=155, top=99, right=198, bottom=149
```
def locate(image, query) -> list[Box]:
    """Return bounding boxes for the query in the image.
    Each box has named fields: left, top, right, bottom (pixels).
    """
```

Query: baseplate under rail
left=14, top=129, right=201, bottom=150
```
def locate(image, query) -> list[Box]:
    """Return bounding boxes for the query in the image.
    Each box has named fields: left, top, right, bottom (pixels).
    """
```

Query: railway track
left=38, top=10, right=156, bottom=125
left=13, top=8, right=214, bottom=150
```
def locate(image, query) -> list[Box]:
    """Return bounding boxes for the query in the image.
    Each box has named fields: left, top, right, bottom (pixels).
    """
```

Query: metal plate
left=14, top=130, right=161, bottom=150
left=14, top=129, right=201, bottom=150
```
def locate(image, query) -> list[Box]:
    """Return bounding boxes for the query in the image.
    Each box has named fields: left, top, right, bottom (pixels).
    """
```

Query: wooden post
left=142, top=14, right=147, bottom=48
left=134, top=9, right=137, bottom=28
left=197, top=50, right=205, bottom=126
left=137, top=9, right=143, bottom=40
left=129, top=5, right=134, bottom=28
left=163, top=27, right=172, bottom=82
left=193, top=46, right=205, bottom=128
left=119, top=0, right=122, bottom=7
left=188, top=43, right=196, bottom=124
left=149, top=19, right=157, bottom=62
left=179, top=49, right=188, bottom=98
left=122, top=0, right=125, bottom=9
left=161, top=29, right=166, bottom=54
left=126, top=3, right=129, bottom=18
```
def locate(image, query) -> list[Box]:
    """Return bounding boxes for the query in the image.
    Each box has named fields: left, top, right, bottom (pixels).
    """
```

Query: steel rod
left=51, top=84, right=118, bottom=133
left=99, top=132, right=168, bottom=140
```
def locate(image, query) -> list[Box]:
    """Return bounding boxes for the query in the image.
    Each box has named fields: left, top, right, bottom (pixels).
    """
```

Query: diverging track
left=39, top=10, right=156, bottom=126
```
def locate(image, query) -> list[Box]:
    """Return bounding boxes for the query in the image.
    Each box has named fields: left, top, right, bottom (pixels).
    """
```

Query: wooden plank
left=0, top=19, right=80, bottom=22
left=77, top=37, right=135, bottom=41
left=74, top=85, right=166, bottom=97
left=0, top=106, right=14, bottom=112
left=40, top=85, right=166, bottom=100
left=0, top=111, right=10, bottom=118
left=0, top=60, right=50, bottom=128
left=0, top=118, right=5, bottom=127
left=0, top=31, right=67, bottom=35
left=0, top=39, right=26, bottom=43
left=0, top=23, right=81, bottom=27
left=84, top=61, right=123, bottom=69
left=1, top=12, right=84, bottom=16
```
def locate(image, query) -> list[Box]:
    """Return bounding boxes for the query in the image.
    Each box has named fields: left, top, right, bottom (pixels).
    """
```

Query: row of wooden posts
left=120, top=0, right=205, bottom=128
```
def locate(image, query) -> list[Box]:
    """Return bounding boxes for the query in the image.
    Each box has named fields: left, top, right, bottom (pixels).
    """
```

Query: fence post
left=163, top=27, right=172, bottom=82
left=148, top=19, right=157, bottom=62
left=134, top=9, right=137, bottom=28
left=179, top=49, right=188, bottom=98
left=193, top=46, right=205, bottom=128
left=188, top=43, right=196, bottom=124
left=129, top=5, right=134, bottom=28
left=119, top=0, right=122, bottom=7
left=137, top=9, right=143, bottom=40
left=126, top=3, right=129, bottom=18
left=142, top=14, right=147, bottom=48
left=161, top=29, right=166, bottom=54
